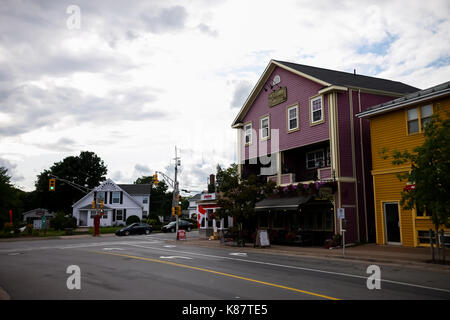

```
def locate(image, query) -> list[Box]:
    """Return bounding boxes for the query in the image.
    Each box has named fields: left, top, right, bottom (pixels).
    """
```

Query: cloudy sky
left=0, top=0, right=449, bottom=193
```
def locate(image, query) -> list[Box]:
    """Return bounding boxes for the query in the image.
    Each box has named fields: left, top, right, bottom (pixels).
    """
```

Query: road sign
left=177, top=229, right=186, bottom=240
left=337, top=208, right=345, bottom=220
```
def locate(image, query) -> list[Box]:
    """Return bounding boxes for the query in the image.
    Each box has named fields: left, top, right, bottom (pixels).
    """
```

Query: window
left=407, top=108, right=419, bottom=134
left=97, top=192, right=106, bottom=202
left=143, top=197, right=148, bottom=204
left=116, top=209, right=123, bottom=220
left=287, top=105, right=299, bottom=131
left=260, top=116, right=270, bottom=140
left=408, top=105, right=433, bottom=134
left=416, top=207, right=431, bottom=217
left=244, top=123, right=252, bottom=145
left=102, top=211, right=108, bottom=219
left=112, top=191, right=120, bottom=203
left=310, top=96, right=323, bottom=124
left=326, top=147, right=331, bottom=167
left=306, top=150, right=325, bottom=169
left=90, top=211, right=96, bottom=218
left=421, top=105, right=433, bottom=129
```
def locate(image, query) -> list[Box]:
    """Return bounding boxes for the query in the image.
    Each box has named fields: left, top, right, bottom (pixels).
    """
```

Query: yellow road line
left=96, top=250, right=340, bottom=300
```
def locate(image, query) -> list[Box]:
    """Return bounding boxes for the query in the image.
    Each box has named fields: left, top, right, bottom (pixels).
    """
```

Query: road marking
left=164, top=245, right=177, bottom=248
left=125, top=243, right=450, bottom=294
left=230, top=253, right=247, bottom=257
left=159, top=256, right=192, bottom=260
left=102, top=248, right=125, bottom=251
left=96, top=250, right=339, bottom=300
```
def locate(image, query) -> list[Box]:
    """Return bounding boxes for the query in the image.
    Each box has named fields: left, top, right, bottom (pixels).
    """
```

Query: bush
left=3, top=222, right=14, bottom=234
left=32, top=229, right=40, bottom=237
left=25, top=224, right=33, bottom=235
left=126, top=215, right=140, bottom=225
left=52, top=212, right=77, bottom=230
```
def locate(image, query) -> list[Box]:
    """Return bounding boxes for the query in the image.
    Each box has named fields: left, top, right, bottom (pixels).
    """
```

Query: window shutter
left=120, top=191, right=123, bottom=204
left=109, top=192, right=112, bottom=204
left=113, top=209, right=116, bottom=222
left=124, top=209, right=126, bottom=221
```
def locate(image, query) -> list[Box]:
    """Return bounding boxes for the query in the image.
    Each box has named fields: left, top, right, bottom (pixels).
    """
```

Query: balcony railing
left=267, top=167, right=332, bottom=185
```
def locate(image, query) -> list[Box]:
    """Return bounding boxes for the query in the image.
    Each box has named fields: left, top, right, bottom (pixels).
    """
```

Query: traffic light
left=171, top=207, right=176, bottom=216
left=153, top=173, right=158, bottom=185
left=49, top=178, right=56, bottom=191
left=100, top=200, right=104, bottom=209
left=177, top=194, right=182, bottom=205
left=177, top=206, right=181, bottom=216
left=92, top=200, right=96, bottom=209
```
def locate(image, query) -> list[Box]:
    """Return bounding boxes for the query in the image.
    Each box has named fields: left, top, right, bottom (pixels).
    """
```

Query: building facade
left=232, top=59, right=419, bottom=244
left=357, top=81, right=450, bottom=247
left=72, top=179, right=151, bottom=227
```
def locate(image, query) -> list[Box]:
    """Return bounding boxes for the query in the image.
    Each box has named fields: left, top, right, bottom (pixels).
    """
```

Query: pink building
left=232, top=60, right=418, bottom=244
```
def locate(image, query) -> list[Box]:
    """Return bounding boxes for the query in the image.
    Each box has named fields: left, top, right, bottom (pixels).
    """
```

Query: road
left=0, top=231, right=449, bottom=301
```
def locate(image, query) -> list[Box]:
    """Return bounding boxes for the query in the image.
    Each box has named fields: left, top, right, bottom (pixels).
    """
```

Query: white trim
left=287, top=104, right=299, bottom=131
left=310, top=96, right=324, bottom=124
left=259, top=115, right=270, bottom=140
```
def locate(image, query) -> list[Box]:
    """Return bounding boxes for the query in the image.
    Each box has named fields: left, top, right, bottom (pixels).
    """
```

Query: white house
left=72, top=179, right=151, bottom=227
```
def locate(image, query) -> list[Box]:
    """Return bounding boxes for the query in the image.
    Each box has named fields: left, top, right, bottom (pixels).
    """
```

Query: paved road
left=1, top=231, right=449, bottom=300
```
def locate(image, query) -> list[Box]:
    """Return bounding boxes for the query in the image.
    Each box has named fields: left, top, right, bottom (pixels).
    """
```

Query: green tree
left=35, top=151, right=108, bottom=214
left=134, top=177, right=172, bottom=220
left=0, top=167, right=23, bottom=229
left=389, top=113, right=450, bottom=262
left=216, top=164, right=275, bottom=243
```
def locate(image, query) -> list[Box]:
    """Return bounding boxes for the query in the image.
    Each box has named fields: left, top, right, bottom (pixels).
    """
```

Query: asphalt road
left=0, top=231, right=449, bottom=300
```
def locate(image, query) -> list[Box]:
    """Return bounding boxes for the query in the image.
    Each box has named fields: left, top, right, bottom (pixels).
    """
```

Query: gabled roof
left=118, top=184, right=151, bottom=195
left=231, top=59, right=420, bottom=127
left=189, top=193, right=202, bottom=201
left=274, top=60, right=420, bottom=94
left=357, top=81, right=450, bottom=118
left=72, top=179, right=144, bottom=208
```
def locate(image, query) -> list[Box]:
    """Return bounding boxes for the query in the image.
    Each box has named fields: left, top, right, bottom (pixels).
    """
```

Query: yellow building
left=357, top=81, right=450, bottom=247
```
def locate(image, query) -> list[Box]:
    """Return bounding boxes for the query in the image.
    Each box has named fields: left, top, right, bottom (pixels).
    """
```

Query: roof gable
left=231, top=59, right=420, bottom=127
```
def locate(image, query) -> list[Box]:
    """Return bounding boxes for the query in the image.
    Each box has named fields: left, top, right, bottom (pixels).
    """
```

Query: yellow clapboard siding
left=370, top=96, right=450, bottom=247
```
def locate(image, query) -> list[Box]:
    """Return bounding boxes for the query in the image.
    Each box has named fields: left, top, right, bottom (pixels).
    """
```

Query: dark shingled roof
left=118, top=184, right=151, bottom=195
left=274, top=60, right=420, bottom=94
left=357, top=81, right=450, bottom=118
left=255, top=195, right=312, bottom=211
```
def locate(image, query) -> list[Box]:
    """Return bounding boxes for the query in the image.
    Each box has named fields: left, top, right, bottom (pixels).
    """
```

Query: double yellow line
left=97, top=250, right=340, bottom=300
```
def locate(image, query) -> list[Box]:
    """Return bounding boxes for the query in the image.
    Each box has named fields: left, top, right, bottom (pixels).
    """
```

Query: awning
left=254, top=195, right=312, bottom=212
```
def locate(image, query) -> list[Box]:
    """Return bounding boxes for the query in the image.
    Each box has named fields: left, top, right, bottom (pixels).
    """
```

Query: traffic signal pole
left=173, top=146, right=180, bottom=240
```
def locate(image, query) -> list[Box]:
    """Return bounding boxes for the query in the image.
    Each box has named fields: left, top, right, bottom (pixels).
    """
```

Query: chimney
left=354, top=69, right=356, bottom=75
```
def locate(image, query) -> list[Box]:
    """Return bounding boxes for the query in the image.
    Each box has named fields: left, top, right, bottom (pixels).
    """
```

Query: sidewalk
left=173, top=237, right=450, bottom=271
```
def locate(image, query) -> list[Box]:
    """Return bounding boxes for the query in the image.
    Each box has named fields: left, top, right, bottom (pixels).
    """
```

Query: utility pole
left=173, top=146, right=181, bottom=239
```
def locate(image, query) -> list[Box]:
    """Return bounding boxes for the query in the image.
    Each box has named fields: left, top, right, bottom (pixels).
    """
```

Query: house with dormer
left=232, top=59, right=419, bottom=244
left=72, top=179, right=151, bottom=227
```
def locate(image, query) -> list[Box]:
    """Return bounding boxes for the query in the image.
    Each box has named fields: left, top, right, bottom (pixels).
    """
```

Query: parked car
left=115, top=223, right=152, bottom=236
left=162, top=220, right=193, bottom=233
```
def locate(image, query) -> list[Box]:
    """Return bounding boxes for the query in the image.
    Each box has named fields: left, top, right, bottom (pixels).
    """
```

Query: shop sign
left=268, top=87, right=287, bottom=107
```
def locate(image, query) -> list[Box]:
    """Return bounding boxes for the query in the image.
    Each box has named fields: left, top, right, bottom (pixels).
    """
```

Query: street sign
left=337, top=208, right=345, bottom=220
left=177, top=229, right=186, bottom=240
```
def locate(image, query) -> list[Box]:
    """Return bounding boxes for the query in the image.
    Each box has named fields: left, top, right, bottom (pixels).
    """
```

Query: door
left=384, top=202, right=401, bottom=244
left=79, top=211, right=87, bottom=226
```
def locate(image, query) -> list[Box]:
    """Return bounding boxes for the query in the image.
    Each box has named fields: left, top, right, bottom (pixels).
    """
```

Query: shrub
left=126, top=215, right=140, bottom=225
left=32, top=229, right=40, bottom=237
left=52, top=212, right=77, bottom=230
left=3, top=222, right=14, bottom=234
left=25, top=224, right=33, bottom=235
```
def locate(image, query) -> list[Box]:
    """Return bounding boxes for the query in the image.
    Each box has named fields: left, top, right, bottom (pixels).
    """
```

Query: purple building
left=231, top=60, right=418, bottom=244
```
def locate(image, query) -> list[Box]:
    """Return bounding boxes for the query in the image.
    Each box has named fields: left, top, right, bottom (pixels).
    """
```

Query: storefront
left=254, top=195, right=334, bottom=246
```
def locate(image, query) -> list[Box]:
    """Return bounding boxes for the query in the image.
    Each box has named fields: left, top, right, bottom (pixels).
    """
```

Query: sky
left=0, top=0, right=449, bottom=194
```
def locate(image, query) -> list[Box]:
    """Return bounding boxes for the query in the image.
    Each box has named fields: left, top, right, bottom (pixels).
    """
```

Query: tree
left=216, top=164, right=275, bottom=243
left=0, top=167, right=23, bottom=229
left=35, top=151, right=108, bottom=214
left=134, top=177, right=172, bottom=220
left=390, top=113, right=450, bottom=262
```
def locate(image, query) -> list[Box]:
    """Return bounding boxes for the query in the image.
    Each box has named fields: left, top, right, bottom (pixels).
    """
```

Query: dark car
left=162, top=220, right=193, bottom=233
left=115, top=223, right=152, bottom=236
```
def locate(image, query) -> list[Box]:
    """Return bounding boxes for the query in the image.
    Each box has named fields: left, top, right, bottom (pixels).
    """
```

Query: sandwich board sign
left=255, top=229, right=270, bottom=247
